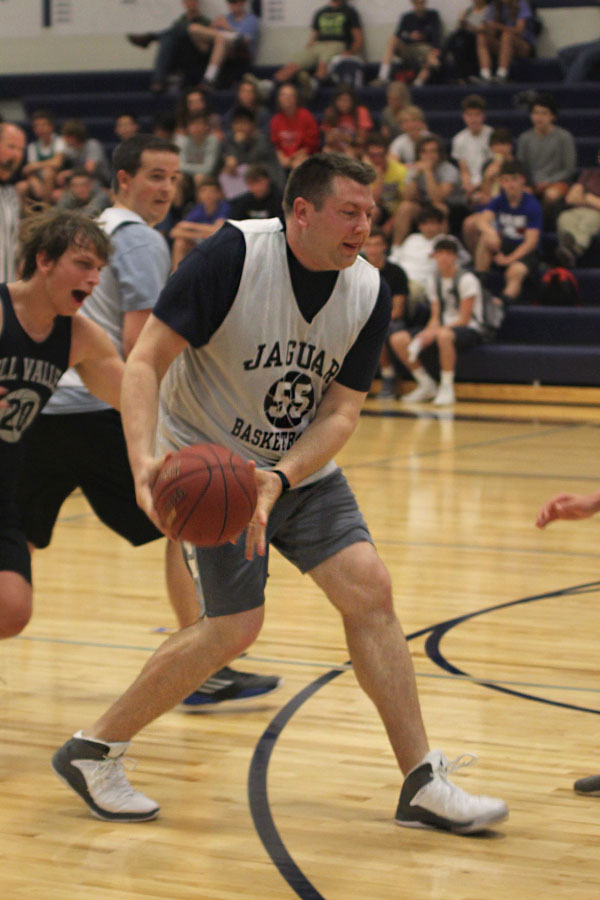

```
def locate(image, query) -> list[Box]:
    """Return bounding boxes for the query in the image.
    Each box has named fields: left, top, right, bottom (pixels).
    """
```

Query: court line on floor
left=247, top=578, right=600, bottom=900
left=343, top=424, right=586, bottom=471
left=424, top=580, right=600, bottom=717
left=362, top=407, right=599, bottom=427
left=12, top=635, right=600, bottom=697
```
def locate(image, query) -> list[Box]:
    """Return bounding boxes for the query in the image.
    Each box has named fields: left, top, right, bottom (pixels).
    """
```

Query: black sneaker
left=574, top=774, right=600, bottom=795
left=178, top=665, right=282, bottom=712
left=395, top=750, right=508, bottom=834
left=52, top=731, right=160, bottom=822
left=127, top=32, right=155, bottom=48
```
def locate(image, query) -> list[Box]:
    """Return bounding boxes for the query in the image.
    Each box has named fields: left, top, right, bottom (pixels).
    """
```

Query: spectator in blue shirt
left=170, top=176, right=230, bottom=268
left=476, top=0, right=536, bottom=82
left=473, top=160, right=542, bottom=303
left=188, top=0, right=260, bottom=89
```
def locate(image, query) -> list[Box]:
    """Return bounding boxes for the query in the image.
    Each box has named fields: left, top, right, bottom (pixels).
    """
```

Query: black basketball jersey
left=0, top=283, right=72, bottom=497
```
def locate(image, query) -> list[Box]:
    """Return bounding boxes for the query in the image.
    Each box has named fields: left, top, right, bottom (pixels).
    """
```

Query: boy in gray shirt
left=516, top=93, right=576, bottom=222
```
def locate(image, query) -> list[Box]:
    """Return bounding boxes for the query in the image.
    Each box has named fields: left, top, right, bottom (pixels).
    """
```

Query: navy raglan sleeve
left=335, top=277, right=392, bottom=392
left=152, top=223, right=246, bottom=347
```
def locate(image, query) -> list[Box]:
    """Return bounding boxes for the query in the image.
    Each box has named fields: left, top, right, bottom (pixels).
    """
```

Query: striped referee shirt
left=0, top=182, right=21, bottom=283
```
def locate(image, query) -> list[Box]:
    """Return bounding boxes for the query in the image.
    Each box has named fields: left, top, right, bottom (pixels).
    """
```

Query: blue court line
left=424, top=581, right=600, bottom=717
left=247, top=579, right=600, bottom=900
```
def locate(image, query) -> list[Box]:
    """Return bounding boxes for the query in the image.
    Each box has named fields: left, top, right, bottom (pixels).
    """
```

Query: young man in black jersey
left=53, top=154, right=508, bottom=836
left=0, top=209, right=123, bottom=639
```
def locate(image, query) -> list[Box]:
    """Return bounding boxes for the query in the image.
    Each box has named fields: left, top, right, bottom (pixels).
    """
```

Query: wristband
left=272, top=469, right=290, bottom=493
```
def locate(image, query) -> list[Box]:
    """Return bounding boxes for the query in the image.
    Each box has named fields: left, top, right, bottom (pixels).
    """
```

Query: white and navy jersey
left=0, top=182, right=21, bottom=283
left=0, top=284, right=71, bottom=497
left=155, top=219, right=390, bottom=486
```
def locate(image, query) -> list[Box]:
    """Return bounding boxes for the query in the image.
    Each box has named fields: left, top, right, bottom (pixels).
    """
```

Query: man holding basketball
left=53, top=153, right=508, bottom=833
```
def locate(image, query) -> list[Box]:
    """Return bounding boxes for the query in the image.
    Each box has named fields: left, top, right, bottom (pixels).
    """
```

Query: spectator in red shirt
left=269, top=82, right=320, bottom=172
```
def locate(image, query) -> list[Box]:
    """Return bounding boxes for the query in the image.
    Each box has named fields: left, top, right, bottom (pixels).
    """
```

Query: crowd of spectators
left=1, top=0, right=599, bottom=407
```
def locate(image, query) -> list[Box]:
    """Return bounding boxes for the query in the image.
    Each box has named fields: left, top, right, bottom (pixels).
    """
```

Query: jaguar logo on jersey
left=264, top=371, right=314, bottom=428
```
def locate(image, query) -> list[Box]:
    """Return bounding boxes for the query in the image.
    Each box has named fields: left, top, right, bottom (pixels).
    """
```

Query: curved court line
left=248, top=580, right=600, bottom=900
left=424, top=580, right=600, bottom=717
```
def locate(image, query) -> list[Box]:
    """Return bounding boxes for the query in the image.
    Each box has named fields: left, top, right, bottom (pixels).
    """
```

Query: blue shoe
left=179, top=666, right=283, bottom=712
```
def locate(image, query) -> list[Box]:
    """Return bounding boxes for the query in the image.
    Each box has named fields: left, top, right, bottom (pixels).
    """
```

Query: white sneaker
left=395, top=750, right=508, bottom=834
left=401, top=382, right=437, bottom=404
left=51, top=731, right=160, bottom=822
left=433, top=384, right=455, bottom=406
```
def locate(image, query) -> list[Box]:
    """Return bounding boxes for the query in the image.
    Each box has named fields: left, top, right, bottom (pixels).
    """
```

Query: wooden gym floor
left=3, top=385, right=600, bottom=900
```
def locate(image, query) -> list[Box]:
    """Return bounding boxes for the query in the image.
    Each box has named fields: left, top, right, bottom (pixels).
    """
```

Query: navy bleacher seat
left=454, top=305, right=600, bottom=386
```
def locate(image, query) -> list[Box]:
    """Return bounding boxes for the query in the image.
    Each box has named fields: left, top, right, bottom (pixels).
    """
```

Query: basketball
left=152, top=443, right=257, bottom=546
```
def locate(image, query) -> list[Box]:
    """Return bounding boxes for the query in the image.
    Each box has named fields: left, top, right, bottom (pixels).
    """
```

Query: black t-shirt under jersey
left=154, top=222, right=391, bottom=392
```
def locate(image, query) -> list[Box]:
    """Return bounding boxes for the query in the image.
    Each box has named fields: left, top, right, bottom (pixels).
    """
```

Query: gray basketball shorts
left=183, top=468, right=372, bottom=617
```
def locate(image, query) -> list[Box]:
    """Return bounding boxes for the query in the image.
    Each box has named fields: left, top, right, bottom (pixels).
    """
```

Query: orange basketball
left=152, top=443, right=257, bottom=546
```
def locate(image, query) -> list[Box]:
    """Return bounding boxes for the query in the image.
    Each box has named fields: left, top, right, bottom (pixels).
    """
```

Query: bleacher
left=2, top=57, right=600, bottom=390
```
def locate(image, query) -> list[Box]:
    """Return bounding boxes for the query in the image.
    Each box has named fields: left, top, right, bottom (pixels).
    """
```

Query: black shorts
left=498, top=238, right=540, bottom=276
left=0, top=505, right=31, bottom=583
left=451, top=325, right=483, bottom=352
left=16, top=409, right=162, bottom=550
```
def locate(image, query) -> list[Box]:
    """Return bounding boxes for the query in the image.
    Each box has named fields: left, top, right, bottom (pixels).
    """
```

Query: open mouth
left=72, top=289, right=88, bottom=304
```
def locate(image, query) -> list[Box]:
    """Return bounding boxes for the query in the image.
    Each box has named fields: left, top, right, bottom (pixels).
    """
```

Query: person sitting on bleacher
left=362, top=133, right=408, bottom=240
left=114, top=113, right=140, bottom=144
left=516, top=92, right=577, bottom=226
left=475, top=0, right=536, bottom=83
left=374, top=0, right=442, bottom=88
left=220, top=75, right=271, bottom=135
left=57, top=168, right=111, bottom=218
left=361, top=228, right=412, bottom=400
left=556, top=151, right=600, bottom=269
left=389, top=204, right=472, bottom=312
left=462, top=126, right=515, bottom=252
left=57, top=119, right=111, bottom=197
left=388, top=106, right=432, bottom=168
left=391, top=236, right=484, bottom=406
left=269, top=83, right=320, bottom=173
left=473, top=159, right=541, bottom=304
left=21, top=110, right=66, bottom=205
left=450, top=94, right=493, bottom=209
left=379, top=82, right=412, bottom=142
left=175, top=111, right=222, bottom=180
left=170, top=175, right=230, bottom=268
left=127, top=0, right=211, bottom=94
left=272, top=0, right=364, bottom=97
left=442, top=0, right=491, bottom=84
left=392, top=134, right=463, bottom=246
left=188, top=0, right=260, bottom=90
left=320, top=85, right=374, bottom=152
left=220, top=106, right=284, bottom=195
left=228, top=163, right=283, bottom=220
